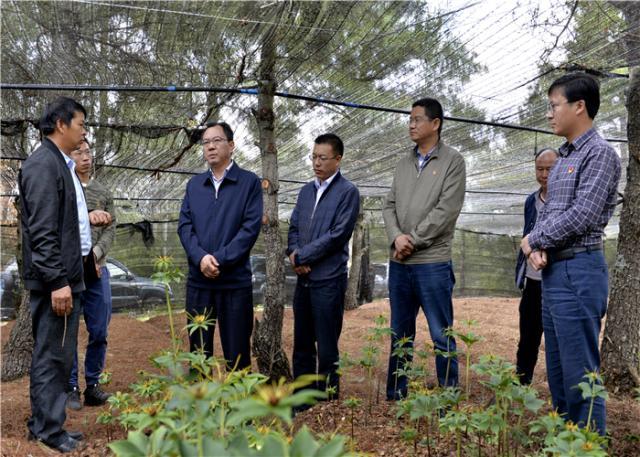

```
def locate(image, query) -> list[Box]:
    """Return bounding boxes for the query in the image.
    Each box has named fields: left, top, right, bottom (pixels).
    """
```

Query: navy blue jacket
left=287, top=171, right=360, bottom=282
left=515, top=190, right=539, bottom=289
left=178, top=164, right=263, bottom=289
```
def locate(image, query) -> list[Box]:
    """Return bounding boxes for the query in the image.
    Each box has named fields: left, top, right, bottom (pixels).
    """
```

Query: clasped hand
left=393, top=234, right=414, bottom=261
left=520, top=235, right=547, bottom=271
left=89, top=210, right=112, bottom=226
left=200, top=254, right=220, bottom=279
left=289, top=251, right=311, bottom=275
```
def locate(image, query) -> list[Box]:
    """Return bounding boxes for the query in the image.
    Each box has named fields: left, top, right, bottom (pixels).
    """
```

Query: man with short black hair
left=514, top=147, right=558, bottom=386
left=521, top=73, right=621, bottom=434
left=67, top=139, right=115, bottom=409
left=288, top=133, right=360, bottom=399
left=20, top=97, right=111, bottom=453
left=383, top=97, right=466, bottom=400
left=178, top=121, right=263, bottom=370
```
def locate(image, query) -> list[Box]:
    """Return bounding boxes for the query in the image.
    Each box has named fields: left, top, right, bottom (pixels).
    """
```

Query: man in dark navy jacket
left=287, top=133, right=360, bottom=399
left=178, top=121, right=263, bottom=370
left=513, top=147, right=557, bottom=385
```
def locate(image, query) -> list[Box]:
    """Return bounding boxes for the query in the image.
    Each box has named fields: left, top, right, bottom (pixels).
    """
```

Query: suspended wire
left=0, top=84, right=628, bottom=143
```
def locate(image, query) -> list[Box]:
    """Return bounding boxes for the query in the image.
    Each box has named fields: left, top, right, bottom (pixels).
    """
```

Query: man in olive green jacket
left=383, top=97, right=466, bottom=400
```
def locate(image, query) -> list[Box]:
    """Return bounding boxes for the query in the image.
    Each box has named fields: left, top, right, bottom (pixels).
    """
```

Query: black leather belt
left=547, top=243, right=603, bottom=263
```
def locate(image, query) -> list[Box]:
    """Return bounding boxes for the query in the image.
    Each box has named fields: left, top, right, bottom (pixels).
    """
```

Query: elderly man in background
left=514, top=147, right=558, bottom=386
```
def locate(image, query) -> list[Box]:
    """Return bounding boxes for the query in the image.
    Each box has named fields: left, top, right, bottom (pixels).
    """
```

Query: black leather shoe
left=28, top=430, right=84, bottom=442
left=45, top=436, right=84, bottom=453
left=84, top=384, right=111, bottom=406
left=291, top=403, right=313, bottom=418
left=66, top=430, right=84, bottom=441
left=28, top=434, right=84, bottom=453
left=66, top=386, right=82, bottom=411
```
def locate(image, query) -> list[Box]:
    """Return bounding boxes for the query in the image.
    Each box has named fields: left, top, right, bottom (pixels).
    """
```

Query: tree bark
left=1, top=197, right=33, bottom=381
left=358, top=222, right=373, bottom=304
left=251, top=31, right=292, bottom=381
left=601, top=2, right=640, bottom=394
left=1, top=293, right=33, bottom=381
left=345, top=198, right=368, bottom=310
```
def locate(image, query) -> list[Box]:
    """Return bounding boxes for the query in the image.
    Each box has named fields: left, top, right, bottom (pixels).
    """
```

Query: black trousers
left=292, top=275, right=347, bottom=398
left=185, top=285, right=253, bottom=370
left=28, top=290, right=81, bottom=445
left=516, top=278, right=543, bottom=385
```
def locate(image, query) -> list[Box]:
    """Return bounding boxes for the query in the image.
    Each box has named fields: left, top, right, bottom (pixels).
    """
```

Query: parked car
left=250, top=255, right=298, bottom=305
left=249, top=256, right=390, bottom=304
left=105, top=258, right=173, bottom=311
left=0, top=258, right=20, bottom=320
left=0, top=257, right=173, bottom=320
left=372, top=262, right=389, bottom=299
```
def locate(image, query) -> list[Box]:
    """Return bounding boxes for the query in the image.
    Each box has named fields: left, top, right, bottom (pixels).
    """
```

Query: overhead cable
left=0, top=83, right=628, bottom=143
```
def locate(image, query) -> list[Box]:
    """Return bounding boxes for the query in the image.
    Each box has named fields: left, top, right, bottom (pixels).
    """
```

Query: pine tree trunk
left=601, top=1, right=640, bottom=394
left=251, top=31, right=291, bottom=381
left=345, top=198, right=366, bottom=310
left=1, top=197, right=33, bottom=381
left=359, top=222, right=373, bottom=304
left=1, top=293, right=33, bottom=381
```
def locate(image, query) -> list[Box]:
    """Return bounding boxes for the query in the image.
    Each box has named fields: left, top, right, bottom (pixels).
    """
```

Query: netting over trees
left=1, top=1, right=631, bottom=231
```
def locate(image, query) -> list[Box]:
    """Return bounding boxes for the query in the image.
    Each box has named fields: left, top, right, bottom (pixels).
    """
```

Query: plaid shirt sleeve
left=528, top=142, right=619, bottom=250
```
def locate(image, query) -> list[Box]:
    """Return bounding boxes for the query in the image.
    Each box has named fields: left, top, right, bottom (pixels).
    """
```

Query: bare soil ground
left=1, top=297, right=639, bottom=456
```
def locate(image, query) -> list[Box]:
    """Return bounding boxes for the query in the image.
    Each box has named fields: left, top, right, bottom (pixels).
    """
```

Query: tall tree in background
left=601, top=1, right=640, bottom=394
left=1, top=199, right=33, bottom=381
left=251, top=17, right=291, bottom=379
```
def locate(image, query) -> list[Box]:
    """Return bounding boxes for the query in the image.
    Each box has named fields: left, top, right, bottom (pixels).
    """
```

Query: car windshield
left=107, top=261, right=128, bottom=279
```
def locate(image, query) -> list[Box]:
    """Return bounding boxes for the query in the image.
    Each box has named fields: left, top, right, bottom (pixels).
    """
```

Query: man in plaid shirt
left=521, top=73, right=621, bottom=434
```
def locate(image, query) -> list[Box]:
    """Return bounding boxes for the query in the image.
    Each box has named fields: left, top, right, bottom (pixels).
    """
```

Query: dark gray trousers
left=28, top=290, right=81, bottom=445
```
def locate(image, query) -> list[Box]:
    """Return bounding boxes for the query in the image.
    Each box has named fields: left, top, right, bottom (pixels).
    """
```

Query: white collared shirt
left=59, top=150, right=92, bottom=256
left=211, top=160, right=234, bottom=197
left=313, top=170, right=339, bottom=210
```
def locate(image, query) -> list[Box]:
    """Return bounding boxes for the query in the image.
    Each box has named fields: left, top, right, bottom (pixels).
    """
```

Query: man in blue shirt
left=521, top=73, right=621, bottom=434
left=514, top=147, right=557, bottom=386
left=287, top=133, right=360, bottom=399
left=178, top=121, right=263, bottom=371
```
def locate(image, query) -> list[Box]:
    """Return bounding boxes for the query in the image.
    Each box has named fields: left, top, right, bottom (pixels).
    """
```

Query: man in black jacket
left=19, top=97, right=111, bottom=453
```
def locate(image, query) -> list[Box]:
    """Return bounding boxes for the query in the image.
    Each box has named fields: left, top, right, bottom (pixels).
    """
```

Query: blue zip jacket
left=515, top=190, right=539, bottom=289
left=178, top=164, right=263, bottom=289
left=287, top=171, right=360, bottom=282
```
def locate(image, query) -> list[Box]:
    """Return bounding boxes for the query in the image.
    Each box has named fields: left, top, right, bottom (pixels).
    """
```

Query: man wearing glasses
left=178, top=121, right=263, bottom=370
left=521, top=73, right=621, bottom=434
left=287, top=133, right=360, bottom=403
left=383, top=98, right=466, bottom=400
left=66, top=140, right=115, bottom=410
